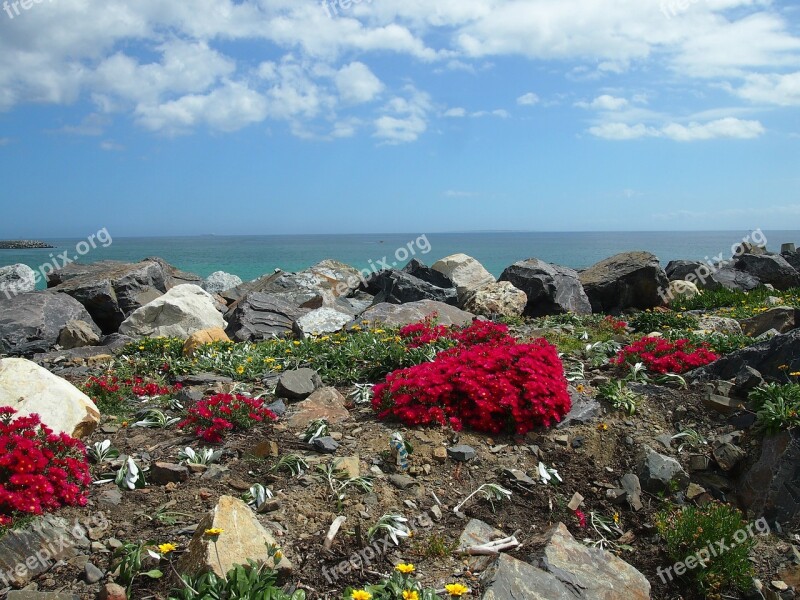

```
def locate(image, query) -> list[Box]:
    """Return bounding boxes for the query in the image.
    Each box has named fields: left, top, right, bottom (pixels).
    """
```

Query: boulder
left=739, top=306, right=796, bottom=337
left=499, top=259, right=591, bottom=316
left=481, top=523, right=650, bottom=599
left=276, top=368, right=323, bottom=400
left=183, top=327, right=231, bottom=356
left=202, top=271, right=243, bottom=295
left=695, top=315, right=743, bottom=336
left=0, top=358, right=100, bottom=437
left=666, top=280, right=700, bottom=303
left=579, top=252, right=669, bottom=313
left=364, top=269, right=457, bottom=306
left=57, top=320, right=100, bottom=349
left=738, top=429, right=800, bottom=523
left=713, top=265, right=762, bottom=291
left=688, top=329, right=800, bottom=383
left=294, top=308, right=353, bottom=338
left=177, top=495, right=291, bottom=579
left=0, top=292, right=101, bottom=355
left=463, top=281, right=527, bottom=317
left=431, top=254, right=496, bottom=305
left=665, top=260, right=724, bottom=290
left=358, top=300, right=475, bottom=328
left=286, top=387, right=350, bottom=428
left=638, top=446, right=689, bottom=493
left=402, top=259, right=455, bottom=289
left=734, top=254, right=800, bottom=290
left=48, top=259, right=202, bottom=333
left=781, top=250, right=800, bottom=273
left=224, top=291, right=315, bottom=342
left=0, top=263, right=36, bottom=297
left=119, top=284, right=225, bottom=339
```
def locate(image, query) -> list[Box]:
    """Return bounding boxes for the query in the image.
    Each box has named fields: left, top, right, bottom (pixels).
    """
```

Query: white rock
left=0, top=264, right=36, bottom=297
left=0, top=358, right=99, bottom=438
left=294, top=308, right=352, bottom=338
left=432, top=254, right=496, bottom=305
left=667, top=280, right=700, bottom=303
left=464, top=281, right=527, bottom=317
left=119, top=284, right=226, bottom=339
left=202, top=271, right=243, bottom=294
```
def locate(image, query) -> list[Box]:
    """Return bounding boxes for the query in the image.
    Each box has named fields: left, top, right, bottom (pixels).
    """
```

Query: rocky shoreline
left=0, top=243, right=799, bottom=600
left=0, top=240, right=54, bottom=249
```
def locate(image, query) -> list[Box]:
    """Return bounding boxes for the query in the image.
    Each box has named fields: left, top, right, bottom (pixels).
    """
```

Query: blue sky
left=0, top=0, right=798, bottom=237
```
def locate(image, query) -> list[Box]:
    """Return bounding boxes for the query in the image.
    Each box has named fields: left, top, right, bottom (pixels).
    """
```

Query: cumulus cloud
left=589, top=117, right=765, bottom=141
left=576, top=95, right=629, bottom=111
left=733, top=72, right=800, bottom=106
left=374, top=86, right=432, bottom=144
left=516, top=92, right=539, bottom=106
left=335, top=62, right=384, bottom=104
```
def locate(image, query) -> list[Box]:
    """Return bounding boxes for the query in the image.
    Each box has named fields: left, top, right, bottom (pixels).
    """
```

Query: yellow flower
left=321, top=336, right=330, bottom=341
left=351, top=325, right=362, bottom=331
left=779, top=364, right=789, bottom=370
left=274, top=365, right=283, bottom=371
left=790, top=371, right=800, bottom=377
left=351, top=591, right=372, bottom=600
left=236, top=366, right=245, bottom=374
left=158, top=543, right=177, bottom=554
left=373, top=329, right=385, bottom=334
left=204, top=528, right=224, bottom=537
left=274, top=550, right=283, bottom=560
left=396, top=563, right=415, bottom=574
left=575, top=384, right=585, bottom=393
left=138, top=345, right=145, bottom=351
left=613, top=513, right=619, bottom=525
left=403, top=591, right=419, bottom=600
left=597, top=423, right=609, bottom=432
left=246, top=357, right=253, bottom=363
left=285, top=349, right=292, bottom=354
left=445, top=583, right=469, bottom=597
left=293, top=341, right=301, bottom=346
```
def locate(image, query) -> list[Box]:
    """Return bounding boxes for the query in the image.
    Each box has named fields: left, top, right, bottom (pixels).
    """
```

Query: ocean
left=2, top=230, right=799, bottom=287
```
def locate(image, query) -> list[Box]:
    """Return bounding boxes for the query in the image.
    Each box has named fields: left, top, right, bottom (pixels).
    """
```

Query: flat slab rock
left=481, top=522, right=650, bottom=599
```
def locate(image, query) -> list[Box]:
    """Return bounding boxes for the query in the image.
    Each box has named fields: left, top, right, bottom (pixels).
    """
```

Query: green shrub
left=656, top=503, right=756, bottom=595
left=749, top=383, right=800, bottom=433
left=663, top=330, right=756, bottom=356
left=671, top=286, right=800, bottom=318
left=629, top=310, right=698, bottom=333
left=170, top=561, right=304, bottom=600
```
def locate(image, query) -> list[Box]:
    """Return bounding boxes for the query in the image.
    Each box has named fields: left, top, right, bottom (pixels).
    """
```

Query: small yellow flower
left=274, top=550, right=283, bottom=560
left=396, top=563, right=415, bottom=574
left=293, top=341, right=301, bottom=346
left=351, top=591, right=372, bottom=600
left=779, top=364, right=789, bottom=370
left=274, top=365, right=283, bottom=371
left=403, top=591, right=419, bottom=600
left=204, top=528, right=224, bottom=537
left=791, top=371, right=800, bottom=377
left=445, top=583, right=469, bottom=597
left=236, top=366, right=245, bottom=374
left=246, top=357, right=253, bottom=363
left=575, top=384, right=585, bottom=393
left=285, top=349, right=292, bottom=354
left=351, top=325, right=362, bottom=331
left=613, top=513, right=619, bottom=525
left=321, top=336, right=330, bottom=341
left=373, top=329, right=385, bottom=334
left=138, top=345, right=145, bottom=351
left=597, top=423, right=609, bottom=432
left=158, top=543, right=177, bottom=554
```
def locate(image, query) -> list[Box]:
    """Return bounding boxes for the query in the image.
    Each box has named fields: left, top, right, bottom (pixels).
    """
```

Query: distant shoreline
left=0, top=240, right=54, bottom=250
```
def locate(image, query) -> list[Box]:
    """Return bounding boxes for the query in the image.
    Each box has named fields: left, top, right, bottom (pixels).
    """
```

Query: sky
left=0, top=0, right=798, bottom=237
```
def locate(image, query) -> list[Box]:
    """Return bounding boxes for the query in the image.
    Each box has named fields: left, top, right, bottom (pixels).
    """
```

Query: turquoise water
left=2, top=230, right=798, bottom=286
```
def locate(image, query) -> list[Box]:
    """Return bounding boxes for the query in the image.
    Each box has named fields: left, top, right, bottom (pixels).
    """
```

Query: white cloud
left=335, top=62, right=384, bottom=104
left=733, top=72, right=800, bottom=106
left=374, top=86, right=431, bottom=144
left=100, top=140, right=124, bottom=151
left=589, top=117, right=765, bottom=141
left=516, top=92, right=539, bottom=106
left=576, top=94, right=629, bottom=111
left=444, top=107, right=467, bottom=118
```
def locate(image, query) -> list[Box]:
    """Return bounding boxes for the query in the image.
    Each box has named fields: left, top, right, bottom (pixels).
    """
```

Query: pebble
left=84, top=562, right=104, bottom=584
left=447, top=445, right=476, bottom=462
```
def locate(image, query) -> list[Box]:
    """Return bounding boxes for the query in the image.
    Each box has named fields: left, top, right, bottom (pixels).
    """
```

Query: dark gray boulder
left=781, top=251, right=800, bottom=273
left=665, top=260, right=724, bottom=290
left=713, top=265, right=762, bottom=291
left=224, top=291, right=315, bottom=342
left=401, top=259, right=455, bottom=289
left=688, top=329, right=800, bottom=383
left=579, top=252, right=669, bottom=313
left=738, top=429, right=800, bottom=524
left=47, top=259, right=201, bottom=334
left=364, top=269, right=457, bottom=306
left=499, top=259, right=591, bottom=316
left=734, top=254, right=800, bottom=290
left=0, top=292, right=101, bottom=355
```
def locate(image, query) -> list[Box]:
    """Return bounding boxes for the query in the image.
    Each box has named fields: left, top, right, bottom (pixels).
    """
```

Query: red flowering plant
left=611, top=337, right=718, bottom=375
left=0, top=407, right=91, bottom=527
left=82, top=375, right=182, bottom=413
left=373, top=329, right=571, bottom=435
left=178, top=393, right=278, bottom=443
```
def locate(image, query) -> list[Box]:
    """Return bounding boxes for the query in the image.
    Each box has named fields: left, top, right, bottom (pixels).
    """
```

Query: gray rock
left=782, top=250, right=800, bottom=272
left=739, top=429, right=800, bottom=524
left=499, top=259, right=592, bottom=316
left=275, top=368, right=322, bottom=400
left=638, top=446, right=689, bottom=493
left=389, top=474, right=418, bottom=490
left=665, top=260, right=724, bottom=290
left=7, top=593, right=80, bottom=600
left=557, top=393, right=602, bottom=429
left=0, top=515, right=89, bottom=587
left=621, top=473, right=644, bottom=511
left=48, top=259, right=201, bottom=333
left=203, top=271, right=243, bottom=295
left=730, top=366, right=765, bottom=399
left=696, top=315, right=743, bottom=335
left=224, top=291, right=315, bottom=342
left=266, top=399, right=287, bottom=417
left=713, top=265, right=762, bottom=292
left=713, top=442, right=746, bottom=472
left=57, top=320, right=101, bottom=349
left=735, top=254, right=800, bottom=290
left=482, top=522, right=651, bottom=599
left=357, top=300, right=475, bottom=328
left=402, top=259, right=455, bottom=289
left=364, top=269, right=457, bottom=306
left=149, top=462, right=190, bottom=485
left=579, top=251, right=669, bottom=313
left=83, top=561, right=104, bottom=583
left=447, top=445, right=477, bottom=462
left=0, top=263, right=36, bottom=296
left=312, top=436, right=339, bottom=454
left=0, top=292, right=101, bottom=355
left=431, top=254, right=496, bottom=305
left=739, top=306, right=797, bottom=337
left=119, top=284, right=226, bottom=339
left=688, top=329, right=800, bottom=383
left=463, top=281, right=528, bottom=318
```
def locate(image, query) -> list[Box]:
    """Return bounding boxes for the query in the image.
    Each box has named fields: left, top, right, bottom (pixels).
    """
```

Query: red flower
left=612, top=337, right=717, bottom=374
left=178, top=393, right=277, bottom=443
